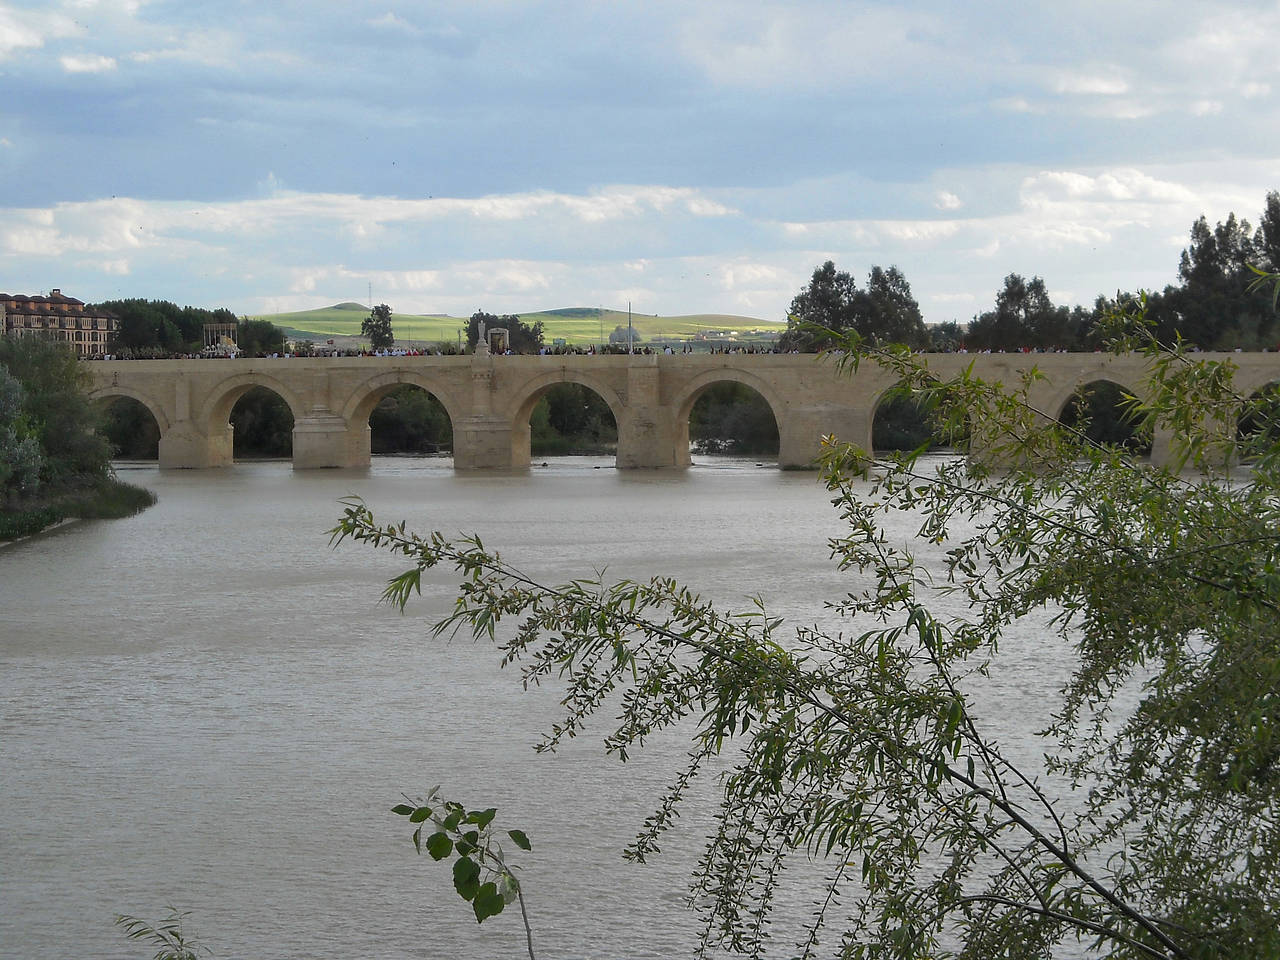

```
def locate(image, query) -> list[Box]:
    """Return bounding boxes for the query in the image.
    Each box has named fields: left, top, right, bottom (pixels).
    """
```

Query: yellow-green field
left=250, top=303, right=785, bottom=346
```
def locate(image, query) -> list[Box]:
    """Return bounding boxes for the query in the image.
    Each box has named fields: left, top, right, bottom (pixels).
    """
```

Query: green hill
left=250, top=304, right=784, bottom=347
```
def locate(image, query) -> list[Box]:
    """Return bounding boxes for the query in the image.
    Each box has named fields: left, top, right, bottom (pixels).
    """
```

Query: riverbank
left=0, top=476, right=156, bottom=542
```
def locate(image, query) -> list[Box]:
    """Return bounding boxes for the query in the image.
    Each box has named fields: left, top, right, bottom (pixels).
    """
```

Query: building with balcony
left=0, top=289, right=118, bottom=357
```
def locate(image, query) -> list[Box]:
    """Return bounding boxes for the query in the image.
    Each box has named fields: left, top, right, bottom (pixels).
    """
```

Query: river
left=0, top=456, right=1069, bottom=959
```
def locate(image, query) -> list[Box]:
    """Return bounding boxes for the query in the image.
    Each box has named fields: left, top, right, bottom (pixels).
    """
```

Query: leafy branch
left=390, top=787, right=536, bottom=959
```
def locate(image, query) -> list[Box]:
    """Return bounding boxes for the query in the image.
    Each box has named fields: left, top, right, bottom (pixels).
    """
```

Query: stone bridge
left=85, top=351, right=1280, bottom=470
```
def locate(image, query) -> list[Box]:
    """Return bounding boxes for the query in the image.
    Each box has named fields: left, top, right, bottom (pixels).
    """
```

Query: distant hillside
left=250, top=304, right=783, bottom=346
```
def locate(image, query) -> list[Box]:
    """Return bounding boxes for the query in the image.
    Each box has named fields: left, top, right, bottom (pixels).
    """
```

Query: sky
left=2, top=0, right=1279, bottom=324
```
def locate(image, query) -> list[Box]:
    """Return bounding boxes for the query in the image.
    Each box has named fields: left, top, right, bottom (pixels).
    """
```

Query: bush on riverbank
left=1, top=336, right=157, bottom=541
left=0, top=477, right=157, bottom=541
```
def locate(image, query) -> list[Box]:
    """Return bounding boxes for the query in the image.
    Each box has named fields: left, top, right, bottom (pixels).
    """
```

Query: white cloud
left=368, top=12, right=417, bottom=33
left=935, top=191, right=963, bottom=211
left=1021, top=169, right=1196, bottom=205
left=0, top=5, right=75, bottom=59
left=60, top=53, right=117, bottom=72
left=1052, top=71, right=1129, bottom=96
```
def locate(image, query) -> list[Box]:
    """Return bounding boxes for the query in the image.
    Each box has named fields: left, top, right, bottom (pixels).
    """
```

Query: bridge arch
left=1236, top=377, right=1280, bottom=458
left=89, top=385, right=171, bottom=433
left=1041, top=372, right=1143, bottom=428
left=341, top=370, right=464, bottom=428
left=199, top=372, right=307, bottom=431
left=505, top=369, right=626, bottom=466
left=1054, top=377, right=1150, bottom=455
left=672, top=368, right=787, bottom=466
left=868, top=379, right=937, bottom=454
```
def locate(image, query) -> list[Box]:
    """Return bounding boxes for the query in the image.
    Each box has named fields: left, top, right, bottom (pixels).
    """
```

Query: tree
left=865, top=265, right=928, bottom=348
left=780, top=261, right=927, bottom=351
left=335, top=291, right=1280, bottom=959
left=467, top=311, right=544, bottom=354
left=95, top=298, right=241, bottom=354
left=1170, top=211, right=1277, bottom=349
left=363, top=304, right=395, bottom=351
left=965, top=274, right=1077, bottom=350
left=0, top=365, right=43, bottom=501
left=0, top=335, right=111, bottom=484
left=236, top=318, right=286, bottom=356
left=608, top=324, right=642, bottom=346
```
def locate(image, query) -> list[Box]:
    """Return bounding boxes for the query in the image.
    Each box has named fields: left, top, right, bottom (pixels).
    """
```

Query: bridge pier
left=293, top=416, right=364, bottom=469
left=158, top=423, right=231, bottom=469
left=454, top=416, right=519, bottom=470
left=777, top=407, right=870, bottom=469
left=617, top=407, right=681, bottom=468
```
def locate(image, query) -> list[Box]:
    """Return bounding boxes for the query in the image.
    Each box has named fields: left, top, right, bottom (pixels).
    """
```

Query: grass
left=251, top=304, right=786, bottom=347
left=0, top=476, right=157, bottom=541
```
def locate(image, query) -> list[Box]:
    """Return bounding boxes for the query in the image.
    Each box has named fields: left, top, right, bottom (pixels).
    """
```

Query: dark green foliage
left=0, top=336, right=111, bottom=484
left=95, top=298, right=240, bottom=353
left=529, top=383, right=617, bottom=455
left=0, top=364, right=42, bottom=499
left=872, top=391, right=936, bottom=451
left=468, top=311, right=544, bottom=353
left=236, top=318, right=286, bottom=356
left=779, top=261, right=927, bottom=352
left=965, top=274, right=1082, bottom=351
left=100, top=397, right=161, bottom=459
left=363, top=304, right=395, bottom=351
left=0, top=337, right=154, bottom=537
left=0, top=506, right=63, bottom=540
left=115, top=907, right=202, bottom=960
left=389, top=788, right=534, bottom=954
left=688, top=382, right=778, bottom=455
left=230, top=387, right=293, bottom=457
left=369, top=386, right=453, bottom=454
left=926, top=320, right=964, bottom=352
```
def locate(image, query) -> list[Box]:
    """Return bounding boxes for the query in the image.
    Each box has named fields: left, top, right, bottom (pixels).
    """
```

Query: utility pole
left=628, top=301, right=633, bottom=355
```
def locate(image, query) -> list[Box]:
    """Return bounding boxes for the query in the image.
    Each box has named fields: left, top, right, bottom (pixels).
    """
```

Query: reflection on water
left=0, top=456, right=1069, bottom=959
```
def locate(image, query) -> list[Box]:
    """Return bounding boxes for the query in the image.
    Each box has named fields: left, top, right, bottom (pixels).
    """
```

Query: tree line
left=94, top=299, right=285, bottom=357
left=780, top=190, right=1280, bottom=353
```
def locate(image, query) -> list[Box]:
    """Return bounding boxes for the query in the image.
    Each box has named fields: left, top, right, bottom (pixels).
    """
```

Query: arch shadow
left=671, top=368, right=786, bottom=466
left=505, top=369, right=626, bottom=466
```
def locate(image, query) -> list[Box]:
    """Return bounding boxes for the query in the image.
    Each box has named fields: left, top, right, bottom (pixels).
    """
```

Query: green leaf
left=507, top=829, right=532, bottom=851
left=453, top=856, right=481, bottom=901
left=409, top=806, right=432, bottom=824
left=466, top=807, right=498, bottom=829
left=391, top=803, right=415, bottom=816
left=426, top=831, right=453, bottom=861
left=412, top=826, right=422, bottom=854
left=472, top=881, right=506, bottom=923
